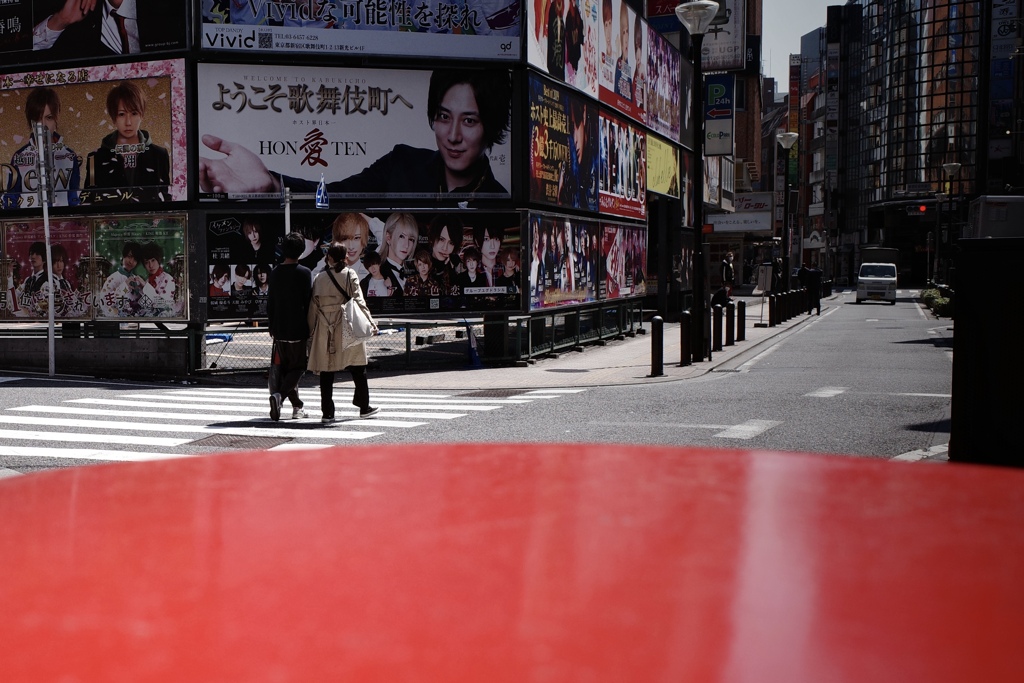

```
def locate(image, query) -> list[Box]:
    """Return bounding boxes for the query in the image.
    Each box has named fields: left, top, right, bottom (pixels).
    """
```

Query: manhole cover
left=191, top=435, right=291, bottom=450
left=458, top=389, right=529, bottom=398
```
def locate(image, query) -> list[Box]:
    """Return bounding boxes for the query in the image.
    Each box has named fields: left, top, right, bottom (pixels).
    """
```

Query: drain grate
left=191, top=435, right=292, bottom=450
left=458, top=389, right=529, bottom=398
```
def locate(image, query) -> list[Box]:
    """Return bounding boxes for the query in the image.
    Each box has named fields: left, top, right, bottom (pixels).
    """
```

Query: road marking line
left=0, top=446, right=194, bottom=461
left=60, top=397, right=468, bottom=419
left=67, top=398, right=487, bottom=414
left=714, top=419, right=782, bottom=439
left=0, top=416, right=381, bottom=440
left=188, top=388, right=457, bottom=399
left=522, top=389, right=587, bottom=394
left=893, top=393, right=952, bottom=398
left=892, top=444, right=948, bottom=462
left=805, top=386, right=848, bottom=398
left=12, top=406, right=427, bottom=428
left=117, top=394, right=516, bottom=407
left=0, top=429, right=188, bottom=447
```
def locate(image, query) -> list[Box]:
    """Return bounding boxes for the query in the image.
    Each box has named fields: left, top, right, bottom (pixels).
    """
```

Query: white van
left=856, top=262, right=897, bottom=304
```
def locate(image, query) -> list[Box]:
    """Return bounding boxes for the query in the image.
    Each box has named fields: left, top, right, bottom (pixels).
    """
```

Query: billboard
left=211, top=210, right=524, bottom=317
left=598, top=110, right=646, bottom=221
left=197, top=63, right=513, bottom=202
left=646, top=134, right=679, bottom=198
left=92, top=216, right=187, bottom=319
left=600, top=221, right=646, bottom=299
left=646, top=26, right=681, bottom=141
left=700, top=0, right=745, bottom=72
left=704, top=73, right=734, bottom=156
left=526, top=0, right=599, bottom=97
left=201, top=0, right=520, bottom=60
left=206, top=212, right=295, bottom=320
left=528, top=75, right=599, bottom=212
left=2, top=218, right=91, bottom=319
left=0, top=60, right=187, bottom=210
left=0, top=1, right=188, bottom=68
left=527, top=212, right=599, bottom=310
left=598, top=0, right=646, bottom=123
left=1, top=214, right=188, bottom=321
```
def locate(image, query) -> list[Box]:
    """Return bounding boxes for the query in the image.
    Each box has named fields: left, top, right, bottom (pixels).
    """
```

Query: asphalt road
left=0, top=290, right=951, bottom=474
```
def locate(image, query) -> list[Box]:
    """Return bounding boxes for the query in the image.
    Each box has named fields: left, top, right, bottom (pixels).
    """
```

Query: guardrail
left=0, top=300, right=647, bottom=377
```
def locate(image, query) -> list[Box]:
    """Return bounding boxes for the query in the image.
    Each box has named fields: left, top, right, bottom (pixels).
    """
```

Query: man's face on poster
left=342, top=228, right=364, bottom=265
left=390, top=224, right=417, bottom=263
left=432, top=226, right=455, bottom=263
left=36, top=105, right=58, bottom=135
left=433, top=84, right=486, bottom=178
left=481, top=229, right=501, bottom=262
left=29, top=253, right=44, bottom=272
left=143, top=257, right=160, bottom=276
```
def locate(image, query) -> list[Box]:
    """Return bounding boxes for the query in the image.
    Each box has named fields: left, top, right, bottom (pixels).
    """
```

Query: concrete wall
left=0, top=336, right=201, bottom=379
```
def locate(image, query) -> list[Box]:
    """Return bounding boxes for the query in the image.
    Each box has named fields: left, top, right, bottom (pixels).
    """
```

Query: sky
left=761, top=0, right=832, bottom=89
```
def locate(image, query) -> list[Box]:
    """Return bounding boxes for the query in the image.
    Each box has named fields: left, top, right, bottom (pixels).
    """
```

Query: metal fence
left=203, top=320, right=485, bottom=373
left=0, top=300, right=646, bottom=377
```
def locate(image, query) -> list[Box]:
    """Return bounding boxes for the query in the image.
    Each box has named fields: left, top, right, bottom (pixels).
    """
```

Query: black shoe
left=359, top=406, right=380, bottom=419
left=269, top=393, right=282, bottom=421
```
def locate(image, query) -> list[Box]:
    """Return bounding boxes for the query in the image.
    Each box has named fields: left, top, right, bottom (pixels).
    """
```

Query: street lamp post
left=776, top=132, right=799, bottom=291
left=675, top=0, right=719, bottom=361
left=939, top=162, right=962, bottom=283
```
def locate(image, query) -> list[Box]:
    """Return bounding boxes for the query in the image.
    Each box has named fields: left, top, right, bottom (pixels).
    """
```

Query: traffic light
left=906, top=204, right=930, bottom=216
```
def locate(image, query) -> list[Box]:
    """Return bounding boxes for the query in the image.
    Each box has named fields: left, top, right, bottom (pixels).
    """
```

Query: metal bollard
left=769, top=294, right=778, bottom=327
left=737, top=300, right=746, bottom=342
left=725, top=301, right=735, bottom=346
left=650, top=316, right=664, bottom=377
left=712, top=304, right=723, bottom=352
left=679, top=310, right=691, bottom=366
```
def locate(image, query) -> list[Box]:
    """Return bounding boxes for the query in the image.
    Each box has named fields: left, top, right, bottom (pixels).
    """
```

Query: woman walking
left=307, top=243, right=380, bottom=424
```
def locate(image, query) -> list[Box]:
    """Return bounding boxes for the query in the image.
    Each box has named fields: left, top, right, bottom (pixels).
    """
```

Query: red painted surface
left=1, top=445, right=1022, bottom=682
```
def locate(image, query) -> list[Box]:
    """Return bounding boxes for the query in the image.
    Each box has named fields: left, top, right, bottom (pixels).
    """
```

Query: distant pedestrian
left=807, top=264, right=823, bottom=315
left=307, top=243, right=380, bottom=424
left=721, top=251, right=735, bottom=296
left=267, top=232, right=312, bottom=421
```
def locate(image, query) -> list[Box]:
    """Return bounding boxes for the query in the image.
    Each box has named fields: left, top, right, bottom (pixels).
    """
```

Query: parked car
left=856, top=262, right=898, bottom=304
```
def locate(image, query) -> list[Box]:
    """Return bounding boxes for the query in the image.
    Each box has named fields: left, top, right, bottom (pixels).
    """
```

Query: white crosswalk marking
left=0, top=387, right=588, bottom=462
left=714, top=420, right=782, bottom=439
left=805, top=386, right=848, bottom=398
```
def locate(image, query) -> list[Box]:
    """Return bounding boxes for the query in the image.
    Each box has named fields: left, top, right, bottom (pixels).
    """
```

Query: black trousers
left=319, top=365, right=369, bottom=418
left=269, top=340, right=306, bottom=408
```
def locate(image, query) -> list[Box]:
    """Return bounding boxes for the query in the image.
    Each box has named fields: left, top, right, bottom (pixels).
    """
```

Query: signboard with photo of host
left=196, top=63, right=513, bottom=203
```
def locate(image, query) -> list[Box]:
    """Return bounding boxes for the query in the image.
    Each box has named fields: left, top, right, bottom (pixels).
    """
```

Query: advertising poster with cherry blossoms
left=2, top=218, right=92, bottom=320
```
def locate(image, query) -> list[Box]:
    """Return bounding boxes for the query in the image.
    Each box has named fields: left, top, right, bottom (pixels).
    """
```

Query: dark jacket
left=267, top=263, right=312, bottom=340
left=283, top=145, right=507, bottom=198
left=84, top=130, right=171, bottom=203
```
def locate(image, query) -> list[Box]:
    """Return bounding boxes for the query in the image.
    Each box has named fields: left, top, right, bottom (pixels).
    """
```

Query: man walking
left=267, top=232, right=312, bottom=421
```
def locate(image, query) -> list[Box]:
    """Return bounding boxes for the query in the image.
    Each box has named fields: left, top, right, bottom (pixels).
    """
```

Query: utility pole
left=34, top=122, right=56, bottom=377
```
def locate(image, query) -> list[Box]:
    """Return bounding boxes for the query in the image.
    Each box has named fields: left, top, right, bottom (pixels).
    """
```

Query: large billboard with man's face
left=197, top=63, right=514, bottom=203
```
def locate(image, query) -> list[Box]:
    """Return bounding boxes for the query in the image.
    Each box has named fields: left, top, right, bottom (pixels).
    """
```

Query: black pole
left=692, top=32, right=707, bottom=361
left=782, top=179, right=791, bottom=291
left=650, top=316, right=664, bottom=377
left=680, top=310, right=691, bottom=366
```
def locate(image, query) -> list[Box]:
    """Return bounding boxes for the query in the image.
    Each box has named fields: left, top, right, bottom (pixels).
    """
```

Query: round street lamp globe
left=675, top=1, right=720, bottom=36
left=777, top=132, right=799, bottom=150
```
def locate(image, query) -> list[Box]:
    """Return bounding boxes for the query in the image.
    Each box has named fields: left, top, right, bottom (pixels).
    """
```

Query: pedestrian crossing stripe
left=0, top=387, right=590, bottom=463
